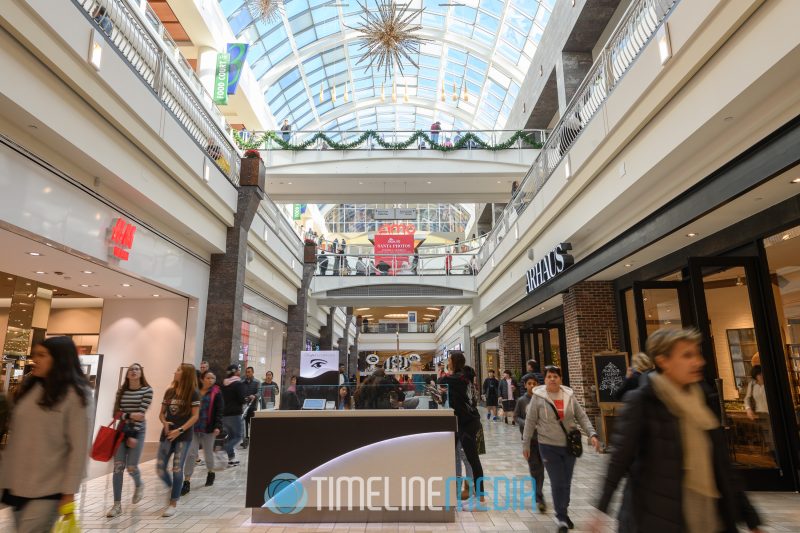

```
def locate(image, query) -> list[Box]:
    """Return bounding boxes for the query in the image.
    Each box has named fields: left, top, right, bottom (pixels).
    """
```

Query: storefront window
left=240, top=306, right=287, bottom=382
left=764, top=227, right=800, bottom=445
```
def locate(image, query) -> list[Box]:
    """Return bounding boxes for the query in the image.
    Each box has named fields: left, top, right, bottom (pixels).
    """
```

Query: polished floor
left=1, top=413, right=798, bottom=532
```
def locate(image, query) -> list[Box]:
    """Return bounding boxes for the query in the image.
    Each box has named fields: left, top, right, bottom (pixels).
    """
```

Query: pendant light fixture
left=462, top=83, right=469, bottom=102
left=440, top=82, right=445, bottom=102
left=452, top=82, right=457, bottom=102
left=343, top=80, right=349, bottom=103
left=391, top=80, right=397, bottom=103
left=404, top=81, right=409, bottom=103
left=319, top=83, right=324, bottom=104
left=331, top=83, right=337, bottom=104
left=380, top=82, right=385, bottom=103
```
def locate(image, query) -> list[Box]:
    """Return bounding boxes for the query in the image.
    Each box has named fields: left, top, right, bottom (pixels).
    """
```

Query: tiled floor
left=1, top=413, right=798, bottom=532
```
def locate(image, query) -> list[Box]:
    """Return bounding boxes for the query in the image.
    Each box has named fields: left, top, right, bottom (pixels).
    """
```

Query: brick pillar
left=202, top=158, right=264, bottom=376
left=283, top=243, right=317, bottom=390
left=319, top=308, right=335, bottom=350
left=498, top=322, right=523, bottom=378
left=562, top=281, right=620, bottom=421
left=338, top=309, right=352, bottom=364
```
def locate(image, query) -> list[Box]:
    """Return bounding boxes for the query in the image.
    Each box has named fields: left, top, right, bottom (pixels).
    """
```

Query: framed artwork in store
left=591, top=352, right=628, bottom=406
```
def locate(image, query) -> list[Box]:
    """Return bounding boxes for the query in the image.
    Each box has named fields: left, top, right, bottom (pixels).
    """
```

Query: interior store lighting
left=426, top=307, right=439, bottom=311
left=656, top=23, right=672, bottom=65
left=88, top=29, right=103, bottom=71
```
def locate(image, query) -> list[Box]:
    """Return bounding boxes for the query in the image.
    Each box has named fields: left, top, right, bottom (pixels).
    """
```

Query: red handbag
left=91, top=414, right=124, bottom=462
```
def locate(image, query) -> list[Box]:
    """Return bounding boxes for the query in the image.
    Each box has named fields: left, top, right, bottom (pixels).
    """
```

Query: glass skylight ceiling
left=219, top=0, right=554, bottom=133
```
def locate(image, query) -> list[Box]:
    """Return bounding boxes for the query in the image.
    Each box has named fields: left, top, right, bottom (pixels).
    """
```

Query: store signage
left=408, top=311, right=417, bottom=333
left=377, top=223, right=416, bottom=235
left=395, top=208, right=417, bottom=220
left=374, top=234, right=414, bottom=274
left=524, top=242, right=574, bottom=294
left=109, top=218, right=137, bottom=261
left=292, top=204, right=306, bottom=220
left=213, top=53, right=230, bottom=105
left=374, top=208, right=394, bottom=220
left=225, top=43, right=249, bottom=95
left=299, top=350, right=339, bottom=383
left=374, top=208, right=418, bottom=221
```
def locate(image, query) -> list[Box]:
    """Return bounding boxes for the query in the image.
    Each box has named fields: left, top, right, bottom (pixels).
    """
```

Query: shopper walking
left=482, top=369, right=500, bottom=421
left=221, top=364, right=247, bottom=465
left=611, top=352, right=654, bottom=401
left=241, top=366, right=260, bottom=449
left=514, top=373, right=546, bottom=512
left=438, top=351, right=485, bottom=509
left=280, top=119, right=291, bottom=142
left=260, top=370, right=280, bottom=409
left=592, top=328, right=763, bottom=533
left=522, top=365, right=600, bottom=532
left=184, top=370, right=224, bottom=492
left=106, top=363, right=153, bottom=518
left=499, top=370, right=518, bottom=424
left=157, top=363, right=200, bottom=517
left=0, top=337, right=92, bottom=533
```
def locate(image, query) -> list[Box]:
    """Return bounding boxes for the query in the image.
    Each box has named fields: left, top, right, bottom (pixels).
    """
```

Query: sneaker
left=486, top=413, right=490, bottom=420
left=180, top=480, right=190, bottom=496
left=106, top=503, right=122, bottom=518
left=162, top=505, right=177, bottom=517
left=205, top=472, right=215, bottom=487
left=537, top=500, right=547, bottom=513
left=557, top=526, right=568, bottom=533
left=132, top=484, right=144, bottom=504
left=195, top=459, right=204, bottom=466
left=565, top=517, right=575, bottom=529
left=228, top=460, right=240, bottom=467
left=493, top=416, right=499, bottom=421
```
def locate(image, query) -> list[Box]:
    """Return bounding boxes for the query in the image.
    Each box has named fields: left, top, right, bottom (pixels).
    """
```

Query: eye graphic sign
left=299, top=351, right=339, bottom=385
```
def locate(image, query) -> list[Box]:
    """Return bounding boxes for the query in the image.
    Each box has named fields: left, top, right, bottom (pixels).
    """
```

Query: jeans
left=156, top=438, right=191, bottom=502
left=244, top=407, right=256, bottom=442
left=112, top=426, right=146, bottom=502
left=526, top=437, right=545, bottom=503
left=457, top=421, right=484, bottom=496
left=13, top=498, right=59, bottom=533
left=539, top=443, right=577, bottom=523
left=222, top=415, right=243, bottom=459
left=454, top=440, right=473, bottom=480
left=431, top=133, right=439, bottom=145
left=185, top=432, right=217, bottom=479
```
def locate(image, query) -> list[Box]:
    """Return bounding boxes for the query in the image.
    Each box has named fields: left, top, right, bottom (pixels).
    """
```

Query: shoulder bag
left=547, top=401, right=583, bottom=457
left=91, top=413, right=124, bottom=462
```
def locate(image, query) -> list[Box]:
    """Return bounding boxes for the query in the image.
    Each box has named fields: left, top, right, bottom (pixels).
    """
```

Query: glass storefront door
left=688, top=257, right=792, bottom=489
left=521, top=325, right=568, bottom=385
left=632, top=280, right=693, bottom=347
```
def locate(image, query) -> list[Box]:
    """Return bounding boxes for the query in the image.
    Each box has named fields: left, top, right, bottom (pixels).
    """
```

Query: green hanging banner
left=292, top=204, right=302, bottom=220
left=213, top=53, right=230, bottom=105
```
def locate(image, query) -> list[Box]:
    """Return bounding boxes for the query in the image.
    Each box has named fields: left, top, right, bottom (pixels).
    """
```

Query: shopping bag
left=211, top=431, right=229, bottom=472
left=52, top=501, right=81, bottom=533
left=476, top=427, right=487, bottom=455
left=90, top=415, right=123, bottom=462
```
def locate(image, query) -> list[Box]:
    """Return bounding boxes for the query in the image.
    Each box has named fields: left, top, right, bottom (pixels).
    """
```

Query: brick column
left=202, top=157, right=264, bottom=375
left=338, top=309, right=352, bottom=364
left=562, top=281, right=620, bottom=421
left=498, top=322, right=523, bottom=378
left=319, top=308, right=335, bottom=350
left=283, top=243, right=317, bottom=390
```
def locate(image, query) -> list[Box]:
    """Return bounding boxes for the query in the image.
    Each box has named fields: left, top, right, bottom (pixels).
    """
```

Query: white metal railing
left=258, top=198, right=304, bottom=261
left=314, top=253, right=478, bottom=277
left=479, top=0, right=678, bottom=268
left=75, top=0, right=241, bottom=184
left=310, top=235, right=487, bottom=258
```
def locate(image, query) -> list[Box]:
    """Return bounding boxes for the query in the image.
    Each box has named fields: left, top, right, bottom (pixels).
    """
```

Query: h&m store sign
left=525, top=243, right=574, bottom=295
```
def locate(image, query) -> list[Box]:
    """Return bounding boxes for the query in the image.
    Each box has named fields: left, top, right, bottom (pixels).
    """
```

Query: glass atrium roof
left=219, top=0, right=554, bottom=133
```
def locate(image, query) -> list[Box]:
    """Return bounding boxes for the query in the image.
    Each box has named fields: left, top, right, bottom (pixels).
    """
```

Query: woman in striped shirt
left=106, top=363, right=153, bottom=518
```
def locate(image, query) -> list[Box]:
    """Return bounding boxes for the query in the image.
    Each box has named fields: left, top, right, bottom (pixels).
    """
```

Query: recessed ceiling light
left=686, top=232, right=697, bottom=237
left=496, top=181, right=501, bottom=184
left=624, top=263, right=632, bottom=268
left=153, top=294, right=160, bottom=297
left=80, top=284, right=90, bottom=288
left=426, top=307, right=440, bottom=311
left=25, top=283, right=31, bottom=286
left=270, top=326, right=275, bottom=330
left=358, top=181, right=364, bottom=185
left=82, top=270, right=93, bottom=274
left=27, top=252, right=42, bottom=256
left=540, top=306, right=545, bottom=310
left=782, top=234, right=791, bottom=241
left=792, top=178, right=800, bottom=184
left=287, top=182, right=293, bottom=185
left=426, top=181, right=432, bottom=184
left=121, top=283, right=131, bottom=287
left=34, top=271, right=46, bottom=275
left=356, top=307, right=371, bottom=311
left=6, top=277, right=12, bottom=281
left=45, top=243, right=53, bottom=247
left=115, top=294, right=124, bottom=298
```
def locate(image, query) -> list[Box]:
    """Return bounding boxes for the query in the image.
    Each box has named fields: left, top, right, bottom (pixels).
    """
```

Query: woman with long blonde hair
left=157, top=363, right=199, bottom=517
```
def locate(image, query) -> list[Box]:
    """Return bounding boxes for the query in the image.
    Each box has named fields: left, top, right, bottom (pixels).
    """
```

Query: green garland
left=233, top=129, right=542, bottom=152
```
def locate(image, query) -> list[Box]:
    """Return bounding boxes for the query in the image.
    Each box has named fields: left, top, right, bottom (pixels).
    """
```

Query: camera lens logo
left=264, top=473, right=307, bottom=514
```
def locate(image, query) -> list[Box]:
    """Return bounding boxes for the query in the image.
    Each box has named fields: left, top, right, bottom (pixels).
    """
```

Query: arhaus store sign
left=525, top=243, right=574, bottom=294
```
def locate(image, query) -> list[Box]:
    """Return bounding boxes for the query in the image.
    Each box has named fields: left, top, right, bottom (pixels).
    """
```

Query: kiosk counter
left=246, top=409, right=458, bottom=523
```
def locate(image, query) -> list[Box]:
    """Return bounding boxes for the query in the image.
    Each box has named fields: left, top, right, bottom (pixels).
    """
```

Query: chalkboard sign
left=592, top=352, right=628, bottom=404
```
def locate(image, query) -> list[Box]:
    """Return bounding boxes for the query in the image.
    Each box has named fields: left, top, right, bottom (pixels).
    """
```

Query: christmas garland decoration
left=233, top=129, right=542, bottom=152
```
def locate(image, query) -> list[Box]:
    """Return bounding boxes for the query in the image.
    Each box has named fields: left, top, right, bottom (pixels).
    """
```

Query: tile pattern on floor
left=1, top=411, right=798, bottom=532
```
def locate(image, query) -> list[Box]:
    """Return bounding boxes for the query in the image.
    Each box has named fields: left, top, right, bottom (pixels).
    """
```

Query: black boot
left=180, top=480, right=190, bottom=496
left=205, top=472, right=215, bottom=487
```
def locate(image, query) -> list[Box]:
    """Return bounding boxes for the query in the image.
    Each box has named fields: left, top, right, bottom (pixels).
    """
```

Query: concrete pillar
left=562, top=281, right=620, bottom=421
left=498, top=322, right=523, bottom=379
left=202, top=158, right=264, bottom=376
left=283, top=243, right=317, bottom=389
left=197, top=46, right=218, bottom=97
left=556, top=51, right=594, bottom=113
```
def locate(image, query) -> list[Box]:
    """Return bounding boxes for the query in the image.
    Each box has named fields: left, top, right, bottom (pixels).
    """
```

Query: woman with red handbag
left=106, top=363, right=153, bottom=518
left=0, top=336, right=92, bottom=533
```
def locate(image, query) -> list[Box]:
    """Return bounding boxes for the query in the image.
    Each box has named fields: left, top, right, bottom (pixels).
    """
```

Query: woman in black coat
left=592, top=329, right=762, bottom=533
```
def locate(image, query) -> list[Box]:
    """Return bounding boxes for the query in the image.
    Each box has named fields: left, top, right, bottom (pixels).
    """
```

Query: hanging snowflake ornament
left=348, top=0, right=430, bottom=79
left=246, top=0, right=284, bottom=23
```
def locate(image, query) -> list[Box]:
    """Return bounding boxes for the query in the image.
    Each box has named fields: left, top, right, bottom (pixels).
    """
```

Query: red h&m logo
left=110, top=218, right=136, bottom=261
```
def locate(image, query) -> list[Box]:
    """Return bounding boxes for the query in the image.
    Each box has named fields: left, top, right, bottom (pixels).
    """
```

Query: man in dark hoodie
left=241, top=366, right=260, bottom=449
left=221, top=364, right=247, bottom=466
left=514, top=373, right=546, bottom=512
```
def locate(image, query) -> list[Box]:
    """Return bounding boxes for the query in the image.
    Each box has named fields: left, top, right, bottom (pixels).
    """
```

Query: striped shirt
left=116, top=386, right=153, bottom=431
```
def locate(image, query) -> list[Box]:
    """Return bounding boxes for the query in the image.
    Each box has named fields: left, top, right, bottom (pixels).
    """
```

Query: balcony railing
left=361, top=323, right=436, bottom=334
left=235, top=129, right=547, bottom=152
left=310, top=235, right=487, bottom=259
left=258, top=195, right=304, bottom=260
left=478, top=0, right=678, bottom=268
left=75, top=0, right=241, bottom=184
left=315, top=253, right=478, bottom=277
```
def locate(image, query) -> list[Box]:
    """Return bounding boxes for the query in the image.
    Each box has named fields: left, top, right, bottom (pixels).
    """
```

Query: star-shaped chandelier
left=348, top=0, right=430, bottom=78
left=245, top=0, right=284, bottom=23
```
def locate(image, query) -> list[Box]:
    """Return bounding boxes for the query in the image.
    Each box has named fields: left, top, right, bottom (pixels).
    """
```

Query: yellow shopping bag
left=52, top=502, right=81, bottom=533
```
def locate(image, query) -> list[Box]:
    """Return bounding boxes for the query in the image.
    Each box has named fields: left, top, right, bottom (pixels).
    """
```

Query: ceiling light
left=153, top=294, right=160, bottom=297
left=686, top=233, right=697, bottom=237
left=25, top=283, right=31, bottom=286
left=34, top=271, right=46, bottom=275
left=27, top=252, right=42, bottom=256
left=270, top=326, right=275, bottom=330
left=624, top=263, right=632, bottom=268
left=361, top=314, right=372, bottom=318
left=426, top=181, right=432, bottom=184
left=356, top=307, right=371, bottom=311
left=426, top=307, right=439, bottom=311
left=735, top=276, right=743, bottom=287
left=656, top=23, right=672, bottom=65
left=791, top=178, right=800, bottom=184
left=45, top=243, right=53, bottom=247
left=116, top=294, right=124, bottom=298
left=358, top=182, right=364, bottom=185
left=6, top=277, right=12, bottom=280
left=540, top=306, right=545, bottom=310
left=385, top=313, right=408, bottom=319
left=782, top=234, right=791, bottom=241
left=80, top=284, right=90, bottom=288
left=287, top=182, right=292, bottom=185
left=121, top=283, right=131, bottom=287
left=82, top=270, right=93, bottom=274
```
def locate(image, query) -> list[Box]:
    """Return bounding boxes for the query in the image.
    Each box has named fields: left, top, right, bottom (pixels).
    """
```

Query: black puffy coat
left=596, top=373, right=760, bottom=532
